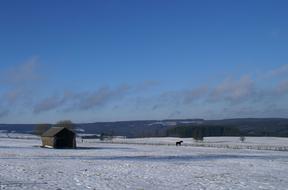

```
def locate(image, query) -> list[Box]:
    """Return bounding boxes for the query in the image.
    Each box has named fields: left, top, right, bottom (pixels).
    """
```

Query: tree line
left=167, top=125, right=241, bottom=140
left=34, top=120, right=75, bottom=136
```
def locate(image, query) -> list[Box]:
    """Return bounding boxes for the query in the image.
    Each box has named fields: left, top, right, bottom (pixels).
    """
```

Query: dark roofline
left=41, top=127, right=74, bottom=137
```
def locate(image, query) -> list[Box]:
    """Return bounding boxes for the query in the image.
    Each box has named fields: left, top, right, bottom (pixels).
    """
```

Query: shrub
left=240, top=136, right=246, bottom=142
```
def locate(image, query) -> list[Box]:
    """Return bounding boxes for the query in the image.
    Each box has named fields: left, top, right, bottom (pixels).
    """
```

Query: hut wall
left=54, top=130, right=76, bottom=148
left=41, top=137, right=55, bottom=147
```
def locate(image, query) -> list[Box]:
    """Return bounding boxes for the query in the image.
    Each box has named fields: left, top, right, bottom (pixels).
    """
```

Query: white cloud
left=275, top=80, right=288, bottom=95
left=0, top=56, right=41, bottom=86
left=209, top=75, right=254, bottom=103
left=268, top=64, right=288, bottom=78
left=2, top=57, right=288, bottom=121
left=0, top=110, right=9, bottom=118
left=0, top=57, right=42, bottom=106
left=76, top=85, right=131, bottom=110
left=34, top=85, right=134, bottom=113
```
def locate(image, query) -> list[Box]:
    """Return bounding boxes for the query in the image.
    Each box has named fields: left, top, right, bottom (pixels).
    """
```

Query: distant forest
left=167, top=125, right=241, bottom=140
left=1, top=118, right=288, bottom=138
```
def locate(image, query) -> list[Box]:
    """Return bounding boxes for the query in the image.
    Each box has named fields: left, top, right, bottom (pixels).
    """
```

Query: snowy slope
left=0, top=137, right=288, bottom=190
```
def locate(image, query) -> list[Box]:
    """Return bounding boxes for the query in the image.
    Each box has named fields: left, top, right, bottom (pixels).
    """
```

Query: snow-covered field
left=1, top=136, right=288, bottom=190
left=93, top=136, right=288, bottom=151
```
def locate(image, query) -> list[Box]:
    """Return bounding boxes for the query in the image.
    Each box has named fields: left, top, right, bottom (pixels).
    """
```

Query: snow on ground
left=0, top=133, right=39, bottom=139
left=98, top=136, right=288, bottom=146
left=87, top=136, right=288, bottom=151
left=1, top=137, right=288, bottom=190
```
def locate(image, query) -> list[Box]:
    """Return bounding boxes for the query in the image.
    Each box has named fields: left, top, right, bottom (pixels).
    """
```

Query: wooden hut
left=41, top=127, right=76, bottom=149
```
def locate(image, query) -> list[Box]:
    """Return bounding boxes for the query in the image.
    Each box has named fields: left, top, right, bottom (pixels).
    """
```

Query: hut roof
left=42, top=127, right=73, bottom=137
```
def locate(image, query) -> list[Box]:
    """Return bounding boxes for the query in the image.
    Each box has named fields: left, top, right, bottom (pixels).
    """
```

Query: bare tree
left=34, top=124, right=51, bottom=136
left=240, top=136, right=246, bottom=143
left=55, top=120, right=75, bottom=131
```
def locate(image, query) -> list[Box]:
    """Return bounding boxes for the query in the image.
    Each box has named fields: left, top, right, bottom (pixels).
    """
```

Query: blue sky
left=0, top=0, right=288, bottom=123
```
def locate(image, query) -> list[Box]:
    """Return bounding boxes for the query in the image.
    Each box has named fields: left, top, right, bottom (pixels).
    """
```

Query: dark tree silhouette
left=55, top=120, right=75, bottom=131
left=34, top=124, right=51, bottom=136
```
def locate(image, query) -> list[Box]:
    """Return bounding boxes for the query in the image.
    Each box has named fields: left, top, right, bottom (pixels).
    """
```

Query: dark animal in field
left=176, top=141, right=183, bottom=146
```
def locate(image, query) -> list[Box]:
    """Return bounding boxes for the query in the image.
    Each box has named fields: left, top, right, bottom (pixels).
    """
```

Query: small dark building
left=41, top=127, right=76, bottom=149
